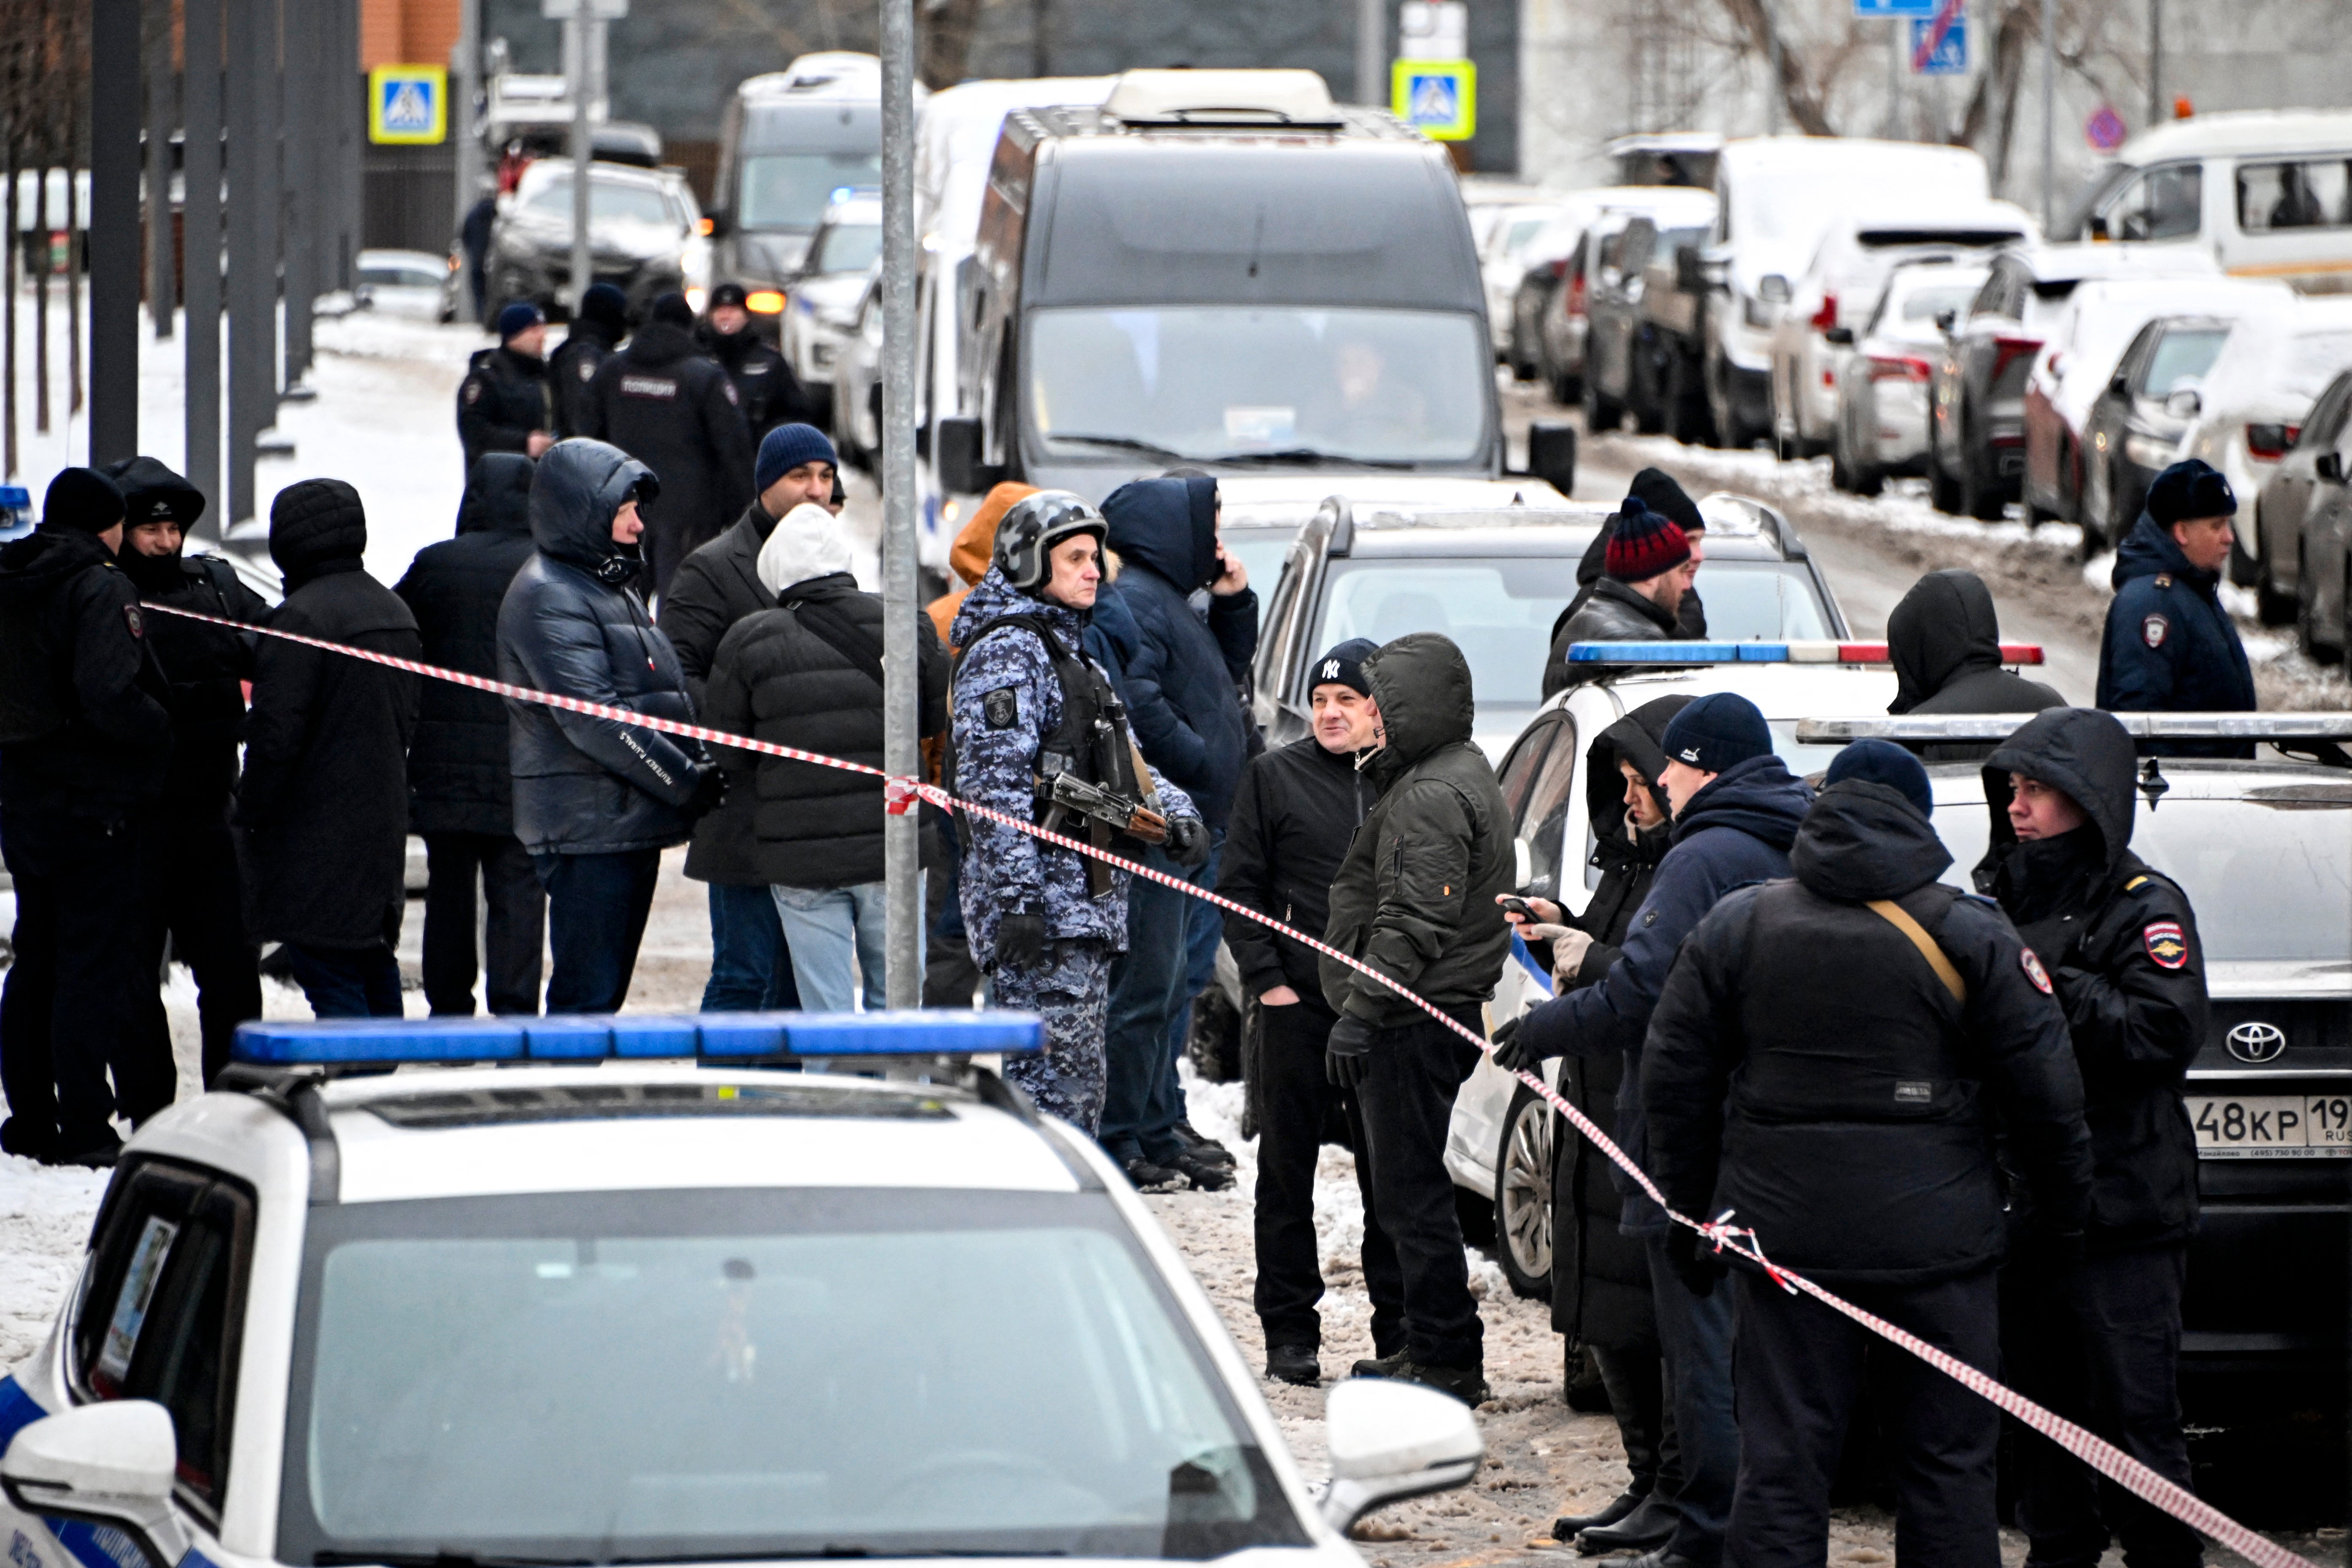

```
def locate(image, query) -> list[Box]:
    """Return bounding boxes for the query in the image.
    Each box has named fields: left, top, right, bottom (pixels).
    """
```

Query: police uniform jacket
left=119, top=548, right=269, bottom=817
left=584, top=321, right=755, bottom=592
left=1645, top=780, right=2095, bottom=1286
left=0, top=528, right=172, bottom=821
left=1976, top=705, right=2207, bottom=1252
left=2096, top=511, right=2256, bottom=756
left=704, top=324, right=813, bottom=445
left=547, top=319, right=621, bottom=439
left=457, top=345, right=550, bottom=472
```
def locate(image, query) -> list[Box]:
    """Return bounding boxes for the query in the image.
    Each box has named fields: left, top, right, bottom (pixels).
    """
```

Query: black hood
left=529, top=439, right=657, bottom=581
left=0, top=528, right=112, bottom=606
left=102, top=455, right=207, bottom=531
left=458, top=453, right=537, bottom=538
left=619, top=320, right=700, bottom=370
left=1672, top=752, right=1813, bottom=852
left=1978, top=706, right=2139, bottom=882
left=1888, top=568, right=2003, bottom=713
left=1584, top=692, right=1694, bottom=831
left=269, top=478, right=367, bottom=590
left=1791, top=780, right=1953, bottom=902
left=1364, top=632, right=1475, bottom=775
left=567, top=317, right=623, bottom=355
left=1102, top=476, right=1218, bottom=593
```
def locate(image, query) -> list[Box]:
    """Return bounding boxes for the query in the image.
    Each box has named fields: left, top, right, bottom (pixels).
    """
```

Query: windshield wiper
left=607, top=1552, right=1067, bottom=1563
left=1041, top=433, right=1194, bottom=463
left=1194, top=447, right=1422, bottom=470
left=315, top=1553, right=588, bottom=1568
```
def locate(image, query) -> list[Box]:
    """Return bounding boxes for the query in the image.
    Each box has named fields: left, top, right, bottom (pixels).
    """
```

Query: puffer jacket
left=1887, top=568, right=2066, bottom=761
left=0, top=528, right=172, bottom=821
left=1100, top=476, right=1258, bottom=828
left=925, top=482, right=1037, bottom=648
left=1975, top=706, right=2206, bottom=1250
left=2096, top=511, right=2257, bottom=756
left=658, top=498, right=784, bottom=884
left=496, top=439, right=710, bottom=857
left=1318, top=633, right=1513, bottom=1030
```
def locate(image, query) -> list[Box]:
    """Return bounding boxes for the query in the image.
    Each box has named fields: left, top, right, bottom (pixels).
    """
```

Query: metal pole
left=2147, top=0, right=2161, bottom=129
left=144, top=1, right=175, bottom=339
left=567, top=15, right=590, bottom=316
left=879, top=0, right=920, bottom=1008
left=1888, top=20, right=1902, bottom=139
left=2040, top=0, right=2057, bottom=232
left=185, top=0, right=223, bottom=517
left=281, top=0, right=313, bottom=393
left=454, top=0, right=482, bottom=239
left=1358, top=0, right=1385, bottom=108
left=226, top=0, right=264, bottom=524
left=90, top=0, right=141, bottom=464
left=335, top=0, right=360, bottom=291
left=1764, top=0, right=1782, bottom=135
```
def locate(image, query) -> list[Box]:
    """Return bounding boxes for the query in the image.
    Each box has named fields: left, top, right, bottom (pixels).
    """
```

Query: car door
left=2263, top=370, right=2352, bottom=601
left=2118, top=320, right=2234, bottom=528
left=2082, top=321, right=2161, bottom=544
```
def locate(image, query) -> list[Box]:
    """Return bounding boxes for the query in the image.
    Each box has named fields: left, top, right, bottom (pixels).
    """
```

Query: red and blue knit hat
left=1603, top=498, right=1691, bottom=583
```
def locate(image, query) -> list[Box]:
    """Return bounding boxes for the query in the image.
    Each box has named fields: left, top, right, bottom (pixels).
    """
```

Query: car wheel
left=1852, top=462, right=1885, bottom=498
left=1959, top=438, right=2007, bottom=522
left=1184, top=985, right=1242, bottom=1083
left=1491, top=1083, right=1555, bottom=1301
left=1667, top=356, right=1713, bottom=445
left=1583, top=374, right=1622, bottom=436
left=1829, top=421, right=1854, bottom=491
left=2255, top=517, right=2299, bottom=626
left=1930, top=451, right=1963, bottom=513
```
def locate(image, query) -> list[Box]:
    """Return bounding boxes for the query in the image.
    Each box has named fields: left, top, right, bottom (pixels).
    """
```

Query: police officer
left=104, top=457, right=268, bottom=1097
left=549, top=282, right=629, bottom=439
left=2096, top=457, right=2255, bottom=757
left=701, top=283, right=814, bottom=446
left=586, top=291, right=756, bottom=596
left=1975, top=707, right=2207, bottom=1568
left=458, top=302, right=555, bottom=474
left=950, top=491, right=1207, bottom=1135
left=1645, top=740, right=2094, bottom=1568
left=0, top=469, right=172, bottom=1165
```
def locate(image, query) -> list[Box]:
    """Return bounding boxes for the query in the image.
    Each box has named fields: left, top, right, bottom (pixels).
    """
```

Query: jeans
left=422, top=831, right=546, bottom=1016
left=127, top=813, right=260, bottom=1107
left=0, top=806, right=143, bottom=1157
left=285, top=942, right=406, bottom=1018
left=770, top=880, right=897, bottom=1012
left=1355, top=1016, right=1485, bottom=1369
left=1647, top=1235, right=1740, bottom=1568
left=702, top=881, right=798, bottom=1011
left=1099, top=849, right=1192, bottom=1165
left=534, top=849, right=661, bottom=1013
left=1163, top=830, right=1224, bottom=1117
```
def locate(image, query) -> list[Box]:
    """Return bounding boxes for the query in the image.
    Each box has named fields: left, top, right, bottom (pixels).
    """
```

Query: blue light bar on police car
left=1566, top=641, right=2042, bottom=665
left=231, top=1010, right=1045, bottom=1067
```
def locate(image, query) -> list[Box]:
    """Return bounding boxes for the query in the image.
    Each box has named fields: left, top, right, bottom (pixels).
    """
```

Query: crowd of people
left=0, top=267, right=2260, bottom=1568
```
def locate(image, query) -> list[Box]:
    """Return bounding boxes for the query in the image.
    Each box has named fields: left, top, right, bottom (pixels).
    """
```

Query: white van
left=2075, top=110, right=2352, bottom=294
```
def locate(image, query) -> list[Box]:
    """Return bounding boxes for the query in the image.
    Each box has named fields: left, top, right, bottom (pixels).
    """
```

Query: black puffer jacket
left=1319, top=633, right=1513, bottom=1030
left=584, top=320, right=756, bottom=593
left=660, top=500, right=785, bottom=885
left=235, top=481, right=421, bottom=948
left=701, top=571, right=948, bottom=889
left=1645, top=780, right=2093, bottom=1285
left=1887, top=569, right=2066, bottom=761
left=396, top=454, right=539, bottom=837
left=1219, top=733, right=1375, bottom=1002
left=1542, top=578, right=1684, bottom=695
left=496, top=439, right=710, bottom=857
left=1975, top=706, right=2206, bottom=1250
left=0, top=528, right=172, bottom=820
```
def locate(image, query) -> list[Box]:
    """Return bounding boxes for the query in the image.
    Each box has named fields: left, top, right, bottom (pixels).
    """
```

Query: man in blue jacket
left=2096, top=458, right=2255, bottom=757
left=1094, top=474, right=1256, bottom=1191
left=1497, top=692, right=1812, bottom=1568
left=498, top=439, right=720, bottom=1013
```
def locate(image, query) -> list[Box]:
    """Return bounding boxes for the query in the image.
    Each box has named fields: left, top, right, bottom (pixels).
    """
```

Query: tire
left=1667, top=355, right=1713, bottom=445
left=1959, top=434, right=2008, bottom=521
left=2304, top=552, right=2346, bottom=664
left=1491, top=1083, right=1555, bottom=1301
left=1582, top=374, right=1622, bottom=436
left=1829, top=424, right=1854, bottom=492
left=2255, top=516, right=2299, bottom=625
left=1185, top=985, right=1243, bottom=1083
left=1930, top=453, right=1963, bottom=514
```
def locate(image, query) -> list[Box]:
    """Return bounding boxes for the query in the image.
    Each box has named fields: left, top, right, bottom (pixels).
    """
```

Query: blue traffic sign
left=1911, top=12, right=1967, bottom=73
left=1853, top=0, right=1936, bottom=17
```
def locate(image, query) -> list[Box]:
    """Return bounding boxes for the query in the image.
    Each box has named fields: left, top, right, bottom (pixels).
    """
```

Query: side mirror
left=2164, top=387, right=2202, bottom=419
left=1320, top=1379, right=1483, bottom=1534
left=1823, top=326, right=1855, bottom=347
left=1675, top=247, right=1705, bottom=294
left=1, top=1402, right=189, bottom=1568
left=1757, top=273, right=1792, bottom=305
left=933, top=415, right=1002, bottom=496
left=2088, top=213, right=2110, bottom=242
left=705, top=209, right=732, bottom=239
left=1933, top=308, right=1958, bottom=335
left=1525, top=421, right=1577, bottom=496
left=2316, top=450, right=2344, bottom=483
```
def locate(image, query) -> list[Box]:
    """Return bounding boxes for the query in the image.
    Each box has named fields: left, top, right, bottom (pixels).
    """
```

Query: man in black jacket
left=106, top=457, right=268, bottom=1100
left=702, top=283, right=814, bottom=446
left=1321, top=632, right=1513, bottom=1405
left=458, top=302, right=554, bottom=472
left=0, top=469, right=171, bottom=1164
left=586, top=291, right=756, bottom=596
left=237, top=481, right=422, bottom=1018
left=1646, top=739, right=2093, bottom=1568
left=548, top=283, right=628, bottom=439
left=1544, top=501, right=1702, bottom=692
left=1218, top=638, right=1399, bottom=1387
left=395, top=454, right=547, bottom=1016
left=1887, top=569, right=2066, bottom=761
left=1975, top=707, right=2207, bottom=1568
left=659, top=423, right=843, bottom=1012
left=1544, top=469, right=1708, bottom=695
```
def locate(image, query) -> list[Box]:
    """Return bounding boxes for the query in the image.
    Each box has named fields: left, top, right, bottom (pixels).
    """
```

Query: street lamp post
left=879, top=0, right=921, bottom=1008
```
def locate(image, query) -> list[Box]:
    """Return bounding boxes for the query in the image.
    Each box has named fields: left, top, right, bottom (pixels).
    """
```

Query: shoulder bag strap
left=1866, top=898, right=1968, bottom=1005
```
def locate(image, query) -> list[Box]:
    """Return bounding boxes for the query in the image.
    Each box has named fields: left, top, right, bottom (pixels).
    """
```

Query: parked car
left=483, top=157, right=710, bottom=321
left=2173, top=298, right=2352, bottom=612
left=1827, top=260, right=1988, bottom=496
left=1767, top=203, right=2033, bottom=459
left=1606, top=131, right=1722, bottom=190
left=1215, top=473, right=1571, bottom=595
left=711, top=54, right=903, bottom=317
left=2069, top=108, right=2352, bottom=293
left=1479, top=199, right=1566, bottom=356
left=1929, top=242, right=2218, bottom=519
left=1509, top=194, right=1613, bottom=389
left=2261, top=369, right=2352, bottom=659
left=1577, top=190, right=1718, bottom=436
left=780, top=191, right=881, bottom=429
left=355, top=247, right=456, bottom=320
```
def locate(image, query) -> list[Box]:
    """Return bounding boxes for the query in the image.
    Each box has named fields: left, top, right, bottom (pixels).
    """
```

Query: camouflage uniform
left=949, top=566, right=1196, bottom=1135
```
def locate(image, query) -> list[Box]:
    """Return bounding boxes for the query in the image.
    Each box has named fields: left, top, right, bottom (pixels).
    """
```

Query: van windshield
left=739, top=152, right=883, bottom=231
left=1028, top=306, right=1488, bottom=465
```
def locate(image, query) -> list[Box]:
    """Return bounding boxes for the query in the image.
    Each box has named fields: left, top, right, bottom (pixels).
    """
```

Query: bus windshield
left=740, top=152, right=883, bottom=232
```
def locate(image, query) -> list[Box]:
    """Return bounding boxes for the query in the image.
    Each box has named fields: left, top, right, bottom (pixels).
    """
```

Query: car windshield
left=283, top=1188, right=1305, bottom=1563
left=1310, top=556, right=1834, bottom=708
left=739, top=153, right=883, bottom=232
left=1028, top=306, right=1489, bottom=465
left=523, top=178, right=677, bottom=228
left=1222, top=528, right=1299, bottom=594
left=811, top=221, right=882, bottom=275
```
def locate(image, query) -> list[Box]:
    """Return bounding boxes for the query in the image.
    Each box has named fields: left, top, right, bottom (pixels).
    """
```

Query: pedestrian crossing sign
left=369, top=65, right=447, bottom=145
left=1392, top=59, right=1476, bottom=141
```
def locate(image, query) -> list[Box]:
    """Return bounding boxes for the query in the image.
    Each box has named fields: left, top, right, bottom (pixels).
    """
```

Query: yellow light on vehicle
left=697, top=217, right=714, bottom=236
left=747, top=290, right=787, bottom=314
left=685, top=287, right=708, bottom=315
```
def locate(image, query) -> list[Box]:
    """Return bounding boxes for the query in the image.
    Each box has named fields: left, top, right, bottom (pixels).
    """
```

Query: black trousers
left=0, top=805, right=143, bottom=1156
left=123, top=813, right=260, bottom=1107
left=2003, top=1242, right=2200, bottom=1568
left=1729, top=1266, right=2003, bottom=1568
left=1252, top=997, right=1403, bottom=1354
left=1592, top=1342, right=1670, bottom=1496
left=1355, top=1015, right=1484, bottom=1369
left=422, top=831, right=546, bottom=1016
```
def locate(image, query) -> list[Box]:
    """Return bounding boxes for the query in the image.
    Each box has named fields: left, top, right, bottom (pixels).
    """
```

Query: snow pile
left=0, top=1153, right=106, bottom=1376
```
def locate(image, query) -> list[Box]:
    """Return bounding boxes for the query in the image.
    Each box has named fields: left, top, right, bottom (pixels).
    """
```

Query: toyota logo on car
left=2225, top=1022, right=2286, bottom=1064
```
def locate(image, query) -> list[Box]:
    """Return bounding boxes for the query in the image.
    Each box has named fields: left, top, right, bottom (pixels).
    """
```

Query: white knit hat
left=754, top=501, right=853, bottom=597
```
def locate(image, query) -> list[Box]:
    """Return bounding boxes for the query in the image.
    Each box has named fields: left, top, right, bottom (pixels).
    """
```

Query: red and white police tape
left=146, top=600, right=2313, bottom=1568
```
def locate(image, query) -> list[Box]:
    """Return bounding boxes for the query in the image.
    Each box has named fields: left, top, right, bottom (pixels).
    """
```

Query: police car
left=0, top=1013, right=1481, bottom=1568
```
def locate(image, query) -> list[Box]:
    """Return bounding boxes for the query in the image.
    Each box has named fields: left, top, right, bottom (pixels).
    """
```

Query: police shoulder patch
left=2141, top=613, right=2169, bottom=649
left=2143, top=921, right=2188, bottom=970
left=2153, top=572, right=2173, bottom=589
left=983, top=686, right=1019, bottom=731
left=462, top=378, right=483, bottom=404
left=721, top=379, right=740, bottom=405
left=578, top=359, right=596, bottom=382
left=2020, top=946, right=2053, bottom=994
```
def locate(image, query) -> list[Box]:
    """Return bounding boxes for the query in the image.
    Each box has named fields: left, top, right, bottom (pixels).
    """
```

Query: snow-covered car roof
left=2029, top=276, right=2297, bottom=432
left=2114, top=108, right=2352, bottom=167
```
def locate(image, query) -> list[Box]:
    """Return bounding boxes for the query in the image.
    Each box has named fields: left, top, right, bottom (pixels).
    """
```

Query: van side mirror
left=1521, top=421, right=1577, bottom=496
left=933, top=416, right=1002, bottom=496
left=1319, top=1379, right=1483, bottom=1534
left=1824, top=326, right=1855, bottom=347
left=2163, top=387, right=2201, bottom=420
left=1934, top=308, right=1958, bottom=335
left=705, top=209, right=733, bottom=240
left=2088, top=214, right=2110, bottom=242
left=1, top=1402, right=190, bottom=1568
left=1675, top=247, right=1705, bottom=294
left=1757, top=274, right=1791, bottom=304
left=2317, top=451, right=2344, bottom=483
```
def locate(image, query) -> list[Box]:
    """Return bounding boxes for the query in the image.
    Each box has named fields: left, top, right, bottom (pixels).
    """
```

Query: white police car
left=0, top=1013, right=1479, bottom=1568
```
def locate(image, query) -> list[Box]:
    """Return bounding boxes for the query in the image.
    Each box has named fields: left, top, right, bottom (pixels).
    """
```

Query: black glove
left=994, top=909, right=1048, bottom=973
left=682, top=764, right=728, bottom=819
left=1489, top=1014, right=1542, bottom=1075
left=1664, top=1226, right=1726, bottom=1299
left=1324, top=1014, right=1374, bottom=1089
left=1165, top=814, right=1210, bottom=870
